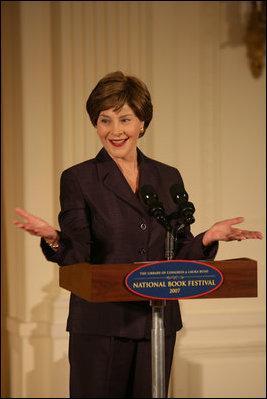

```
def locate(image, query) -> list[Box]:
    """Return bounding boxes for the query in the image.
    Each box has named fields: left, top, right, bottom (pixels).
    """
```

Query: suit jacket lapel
left=95, top=148, right=147, bottom=215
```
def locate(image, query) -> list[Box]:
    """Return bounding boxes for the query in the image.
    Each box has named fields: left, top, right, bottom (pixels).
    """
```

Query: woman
left=14, top=71, right=262, bottom=398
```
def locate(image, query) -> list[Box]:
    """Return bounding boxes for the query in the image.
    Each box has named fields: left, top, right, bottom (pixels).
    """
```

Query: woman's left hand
left=202, top=217, right=263, bottom=247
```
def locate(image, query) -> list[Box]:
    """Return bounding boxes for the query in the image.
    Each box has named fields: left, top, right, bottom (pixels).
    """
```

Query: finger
left=15, top=207, right=32, bottom=220
left=245, top=231, right=263, bottom=239
left=14, top=222, right=41, bottom=236
left=234, top=231, right=263, bottom=241
left=13, top=220, right=27, bottom=228
left=255, top=232, right=263, bottom=239
left=237, top=229, right=263, bottom=238
left=226, top=217, right=244, bottom=226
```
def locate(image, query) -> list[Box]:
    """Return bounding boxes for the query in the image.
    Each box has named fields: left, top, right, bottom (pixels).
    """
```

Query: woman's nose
left=111, top=122, right=123, bottom=136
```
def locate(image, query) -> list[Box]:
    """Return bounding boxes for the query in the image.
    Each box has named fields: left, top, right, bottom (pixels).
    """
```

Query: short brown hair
left=86, top=71, right=153, bottom=136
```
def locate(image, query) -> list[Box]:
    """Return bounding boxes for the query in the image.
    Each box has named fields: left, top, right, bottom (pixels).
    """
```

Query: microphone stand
left=151, top=221, right=192, bottom=397
left=150, top=298, right=166, bottom=398
left=141, top=185, right=194, bottom=398
left=151, top=226, right=177, bottom=398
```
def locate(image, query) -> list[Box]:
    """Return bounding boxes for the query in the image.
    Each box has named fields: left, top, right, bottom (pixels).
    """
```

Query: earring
left=139, top=126, right=145, bottom=137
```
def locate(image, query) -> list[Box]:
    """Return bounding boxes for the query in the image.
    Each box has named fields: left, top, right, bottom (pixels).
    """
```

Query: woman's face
left=96, top=103, right=144, bottom=163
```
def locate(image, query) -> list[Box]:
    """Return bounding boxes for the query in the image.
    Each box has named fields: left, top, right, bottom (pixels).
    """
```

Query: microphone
left=169, top=183, right=195, bottom=225
left=140, top=185, right=170, bottom=231
left=170, top=183, right=188, bottom=203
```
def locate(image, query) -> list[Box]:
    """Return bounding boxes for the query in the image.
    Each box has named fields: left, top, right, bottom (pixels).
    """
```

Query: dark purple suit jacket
left=41, top=148, right=218, bottom=339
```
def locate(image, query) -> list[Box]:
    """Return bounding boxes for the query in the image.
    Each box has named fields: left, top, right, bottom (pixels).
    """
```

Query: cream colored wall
left=2, top=1, right=265, bottom=398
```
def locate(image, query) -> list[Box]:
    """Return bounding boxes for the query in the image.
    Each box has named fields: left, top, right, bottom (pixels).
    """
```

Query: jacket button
left=139, top=248, right=147, bottom=254
left=140, top=223, right=147, bottom=231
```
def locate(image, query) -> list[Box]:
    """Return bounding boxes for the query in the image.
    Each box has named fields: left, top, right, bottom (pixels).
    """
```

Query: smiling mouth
left=109, top=138, right=129, bottom=147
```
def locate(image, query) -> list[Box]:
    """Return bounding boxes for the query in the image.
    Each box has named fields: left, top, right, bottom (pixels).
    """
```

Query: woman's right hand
left=13, top=207, right=59, bottom=244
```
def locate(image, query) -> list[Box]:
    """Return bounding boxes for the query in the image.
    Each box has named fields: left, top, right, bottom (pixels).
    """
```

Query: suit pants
left=69, top=332, right=177, bottom=398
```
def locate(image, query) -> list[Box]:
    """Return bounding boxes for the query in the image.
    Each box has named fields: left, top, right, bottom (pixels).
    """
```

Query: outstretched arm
left=202, top=217, right=263, bottom=247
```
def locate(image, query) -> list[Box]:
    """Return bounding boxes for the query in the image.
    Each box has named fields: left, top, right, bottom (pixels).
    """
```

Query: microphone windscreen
left=169, top=183, right=188, bottom=203
left=140, top=185, right=158, bottom=204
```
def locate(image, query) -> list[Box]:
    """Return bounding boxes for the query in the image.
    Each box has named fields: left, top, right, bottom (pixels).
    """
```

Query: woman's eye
left=100, top=119, right=109, bottom=124
left=121, top=118, right=130, bottom=123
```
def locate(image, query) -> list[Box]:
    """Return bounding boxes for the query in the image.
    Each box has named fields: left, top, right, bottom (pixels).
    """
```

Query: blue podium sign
left=125, top=260, right=223, bottom=300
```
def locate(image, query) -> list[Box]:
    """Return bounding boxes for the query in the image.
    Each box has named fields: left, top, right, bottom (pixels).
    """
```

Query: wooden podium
left=59, top=258, right=257, bottom=302
left=59, top=258, right=257, bottom=398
